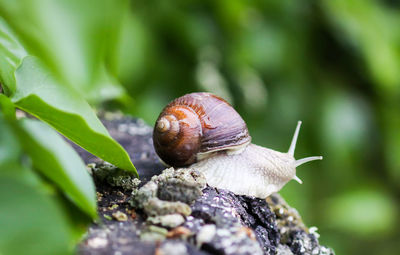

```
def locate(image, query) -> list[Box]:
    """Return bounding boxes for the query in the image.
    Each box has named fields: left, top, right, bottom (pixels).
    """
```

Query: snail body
left=153, top=92, right=322, bottom=198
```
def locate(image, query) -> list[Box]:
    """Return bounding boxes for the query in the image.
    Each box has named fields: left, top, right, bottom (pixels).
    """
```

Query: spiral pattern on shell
left=153, top=92, right=251, bottom=167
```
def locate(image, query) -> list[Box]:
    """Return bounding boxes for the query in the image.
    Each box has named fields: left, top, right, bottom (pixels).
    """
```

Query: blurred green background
left=116, top=1, right=400, bottom=254
left=2, top=0, right=400, bottom=254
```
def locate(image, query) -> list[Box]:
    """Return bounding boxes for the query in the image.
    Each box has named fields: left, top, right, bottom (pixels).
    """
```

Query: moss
left=90, top=163, right=141, bottom=191
left=130, top=167, right=205, bottom=216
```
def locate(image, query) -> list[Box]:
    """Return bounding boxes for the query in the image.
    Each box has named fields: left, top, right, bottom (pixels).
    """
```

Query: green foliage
left=0, top=13, right=136, bottom=175
left=0, top=18, right=27, bottom=95
left=15, top=118, right=97, bottom=218
left=0, top=0, right=139, bottom=253
left=0, top=177, right=72, bottom=255
left=0, top=0, right=128, bottom=102
left=0, top=98, right=20, bottom=166
left=12, top=56, right=136, bottom=174
left=323, top=0, right=400, bottom=92
left=0, top=95, right=94, bottom=254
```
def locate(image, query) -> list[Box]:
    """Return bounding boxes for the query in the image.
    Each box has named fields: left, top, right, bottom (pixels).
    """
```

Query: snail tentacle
left=293, top=175, right=303, bottom=184
left=295, top=156, right=323, bottom=167
left=288, top=120, right=323, bottom=169
left=288, top=121, right=302, bottom=156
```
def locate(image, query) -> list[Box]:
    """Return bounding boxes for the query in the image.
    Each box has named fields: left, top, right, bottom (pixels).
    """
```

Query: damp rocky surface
left=75, top=113, right=334, bottom=255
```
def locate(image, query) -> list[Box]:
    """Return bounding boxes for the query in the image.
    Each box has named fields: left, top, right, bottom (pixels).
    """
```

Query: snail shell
left=153, top=92, right=251, bottom=167
left=153, top=92, right=322, bottom=198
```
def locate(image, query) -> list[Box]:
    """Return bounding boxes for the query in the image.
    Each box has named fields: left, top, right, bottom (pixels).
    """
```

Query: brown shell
left=153, top=92, right=251, bottom=167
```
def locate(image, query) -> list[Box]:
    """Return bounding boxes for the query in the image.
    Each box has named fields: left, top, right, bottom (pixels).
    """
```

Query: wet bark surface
left=75, top=114, right=334, bottom=255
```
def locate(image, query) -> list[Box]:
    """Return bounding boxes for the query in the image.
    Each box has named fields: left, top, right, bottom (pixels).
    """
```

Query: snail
left=153, top=92, right=322, bottom=198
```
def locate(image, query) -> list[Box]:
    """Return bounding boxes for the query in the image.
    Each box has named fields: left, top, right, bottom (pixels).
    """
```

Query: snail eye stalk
left=288, top=121, right=302, bottom=156
left=295, top=156, right=323, bottom=167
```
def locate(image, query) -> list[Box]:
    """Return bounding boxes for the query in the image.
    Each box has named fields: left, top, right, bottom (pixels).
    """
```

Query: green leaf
left=0, top=93, right=16, bottom=120
left=0, top=176, right=72, bottom=255
left=0, top=17, right=27, bottom=96
left=84, top=63, right=127, bottom=104
left=11, top=56, right=137, bottom=176
left=14, top=118, right=97, bottom=218
left=0, top=0, right=127, bottom=102
left=0, top=167, right=91, bottom=247
left=56, top=195, right=93, bottom=244
left=0, top=17, right=136, bottom=175
left=0, top=108, right=48, bottom=189
left=0, top=0, right=102, bottom=90
left=0, top=103, right=92, bottom=244
left=0, top=102, right=20, bottom=165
